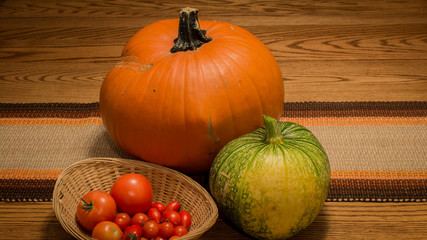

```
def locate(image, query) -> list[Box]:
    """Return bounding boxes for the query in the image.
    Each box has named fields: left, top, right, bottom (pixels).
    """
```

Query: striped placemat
left=1, top=102, right=426, bottom=202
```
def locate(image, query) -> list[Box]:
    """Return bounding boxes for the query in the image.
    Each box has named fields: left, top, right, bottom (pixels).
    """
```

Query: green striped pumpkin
left=209, top=115, right=330, bottom=239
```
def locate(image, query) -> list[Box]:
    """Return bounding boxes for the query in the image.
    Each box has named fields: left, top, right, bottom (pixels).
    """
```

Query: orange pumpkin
left=100, top=7, right=284, bottom=173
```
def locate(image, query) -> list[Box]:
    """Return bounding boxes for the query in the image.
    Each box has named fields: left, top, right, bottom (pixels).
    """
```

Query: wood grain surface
left=0, top=201, right=426, bottom=240
left=1, top=0, right=427, bottom=239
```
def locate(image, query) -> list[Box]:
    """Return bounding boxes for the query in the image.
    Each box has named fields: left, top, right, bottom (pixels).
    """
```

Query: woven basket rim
left=53, top=157, right=218, bottom=240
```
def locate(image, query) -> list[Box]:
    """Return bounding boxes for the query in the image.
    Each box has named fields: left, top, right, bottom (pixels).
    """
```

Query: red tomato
left=76, top=190, right=117, bottom=231
left=169, top=236, right=180, bottom=240
left=147, top=207, right=162, bottom=223
left=142, top=220, right=159, bottom=238
left=161, top=210, right=181, bottom=226
left=91, top=221, right=123, bottom=240
left=154, top=236, right=168, bottom=240
left=151, top=202, right=166, bottom=213
left=159, top=221, right=175, bottom=238
left=122, top=224, right=142, bottom=240
left=179, top=210, right=192, bottom=230
left=131, top=212, right=149, bottom=226
left=173, top=225, right=188, bottom=237
left=110, top=173, right=153, bottom=216
left=114, top=212, right=131, bottom=231
left=165, top=200, right=181, bottom=212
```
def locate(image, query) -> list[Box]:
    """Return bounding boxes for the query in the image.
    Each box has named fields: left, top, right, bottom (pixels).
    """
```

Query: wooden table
left=1, top=0, right=426, bottom=239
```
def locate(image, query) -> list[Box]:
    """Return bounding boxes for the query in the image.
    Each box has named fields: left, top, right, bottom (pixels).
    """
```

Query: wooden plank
left=0, top=62, right=110, bottom=103
left=282, top=59, right=427, bottom=102
left=258, top=24, right=427, bottom=61
left=1, top=21, right=426, bottom=61
left=0, top=202, right=425, bottom=239
left=1, top=0, right=426, bottom=25
left=292, top=202, right=427, bottom=239
left=1, top=60, right=426, bottom=103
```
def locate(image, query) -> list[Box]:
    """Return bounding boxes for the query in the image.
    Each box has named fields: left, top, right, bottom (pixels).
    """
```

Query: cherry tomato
left=159, top=221, right=174, bottom=238
left=122, top=224, right=142, bottom=240
left=165, top=200, right=181, bottom=212
left=110, top=173, right=153, bottom=216
left=142, top=220, right=159, bottom=239
left=154, top=236, right=168, bottom=240
left=151, top=202, right=166, bottom=213
left=173, top=225, right=188, bottom=237
left=147, top=207, right=162, bottom=223
left=114, top=212, right=131, bottom=231
left=131, top=212, right=149, bottom=226
left=161, top=210, right=181, bottom=226
left=76, top=190, right=117, bottom=231
left=91, top=221, right=123, bottom=240
left=179, top=210, right=192, bottom=230
left=169, top=236, right=180, bottom=240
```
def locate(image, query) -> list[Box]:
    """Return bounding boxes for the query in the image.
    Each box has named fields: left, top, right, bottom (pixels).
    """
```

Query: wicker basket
left=53, top=157, right=218, bottom=240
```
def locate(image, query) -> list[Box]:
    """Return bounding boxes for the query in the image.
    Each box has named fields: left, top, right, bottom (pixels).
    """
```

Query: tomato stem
left=128, top=233, right=139, bottom=240
left=263, top=115, right=283, bottom=144
left=80, top=197, right=94, bottom=211
left=170, top=7, right=212, bottom=53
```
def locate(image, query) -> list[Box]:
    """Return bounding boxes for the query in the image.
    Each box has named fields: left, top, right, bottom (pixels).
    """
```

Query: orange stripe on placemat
left=1, top=116, right=425, bottom=126
left=0, top=117, right=103, bottom=126
left=0, top=169, right=63, bottom=180
left=331, top=170, right=427, bottom=180
left=280, top=117, right=426, bottom=126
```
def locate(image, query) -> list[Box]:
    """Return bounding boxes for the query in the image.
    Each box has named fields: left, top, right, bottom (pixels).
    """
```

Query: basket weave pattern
left=53, top=158, right=218, bottom=239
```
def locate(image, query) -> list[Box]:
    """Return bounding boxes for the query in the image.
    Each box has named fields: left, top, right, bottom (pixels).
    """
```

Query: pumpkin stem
left=263, top=115, right=283, bottom=144
left=170, top=7, right=212, bottom=53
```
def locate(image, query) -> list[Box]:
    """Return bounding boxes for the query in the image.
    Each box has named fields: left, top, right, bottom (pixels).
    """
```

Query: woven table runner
left=1, top=102, right=426, bottom=202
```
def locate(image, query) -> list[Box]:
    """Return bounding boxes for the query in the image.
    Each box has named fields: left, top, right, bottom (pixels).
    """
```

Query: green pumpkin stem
left=170, top=7, right=212, bottom=53
left=263, top=115, right=283, bottom=144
